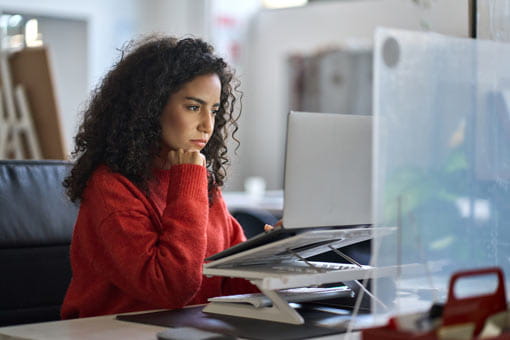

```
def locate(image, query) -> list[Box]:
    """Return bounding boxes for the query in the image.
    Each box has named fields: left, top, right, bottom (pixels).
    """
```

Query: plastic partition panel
left=372, top=28, right=510, bottom=318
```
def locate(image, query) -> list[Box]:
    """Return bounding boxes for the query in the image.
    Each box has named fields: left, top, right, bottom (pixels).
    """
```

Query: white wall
left=36, top=16, right=88, bottom=155
left=234, top=0, right=470, bottom=191
left=136, top=0, right=209, bottom=40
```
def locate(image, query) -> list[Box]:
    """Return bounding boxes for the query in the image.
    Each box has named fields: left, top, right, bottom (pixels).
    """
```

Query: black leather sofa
left=0, top=160, right=78, bottom=326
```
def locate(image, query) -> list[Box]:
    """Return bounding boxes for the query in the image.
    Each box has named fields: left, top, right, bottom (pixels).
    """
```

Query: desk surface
left=0, top=310, right=361, bottom=340
left=0, top=312, right=167, bottom=340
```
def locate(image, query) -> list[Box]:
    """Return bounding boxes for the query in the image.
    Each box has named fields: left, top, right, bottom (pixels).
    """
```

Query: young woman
left=61, top=36, right=257, bottom=319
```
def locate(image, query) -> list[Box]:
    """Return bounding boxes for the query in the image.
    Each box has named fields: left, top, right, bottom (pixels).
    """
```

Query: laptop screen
left=282, top=112, right=372, bottom=229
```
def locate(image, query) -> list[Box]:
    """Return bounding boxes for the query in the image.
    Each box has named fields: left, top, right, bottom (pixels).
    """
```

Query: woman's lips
left=190, top=139, right=207, bottom=147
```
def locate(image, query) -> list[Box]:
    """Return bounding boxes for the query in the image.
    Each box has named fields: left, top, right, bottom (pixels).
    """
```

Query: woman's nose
left=199, top=110, right=214, bottom=133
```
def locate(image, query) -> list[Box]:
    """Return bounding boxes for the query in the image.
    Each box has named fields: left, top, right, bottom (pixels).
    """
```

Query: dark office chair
left=0, top=160, right=78, bottom=326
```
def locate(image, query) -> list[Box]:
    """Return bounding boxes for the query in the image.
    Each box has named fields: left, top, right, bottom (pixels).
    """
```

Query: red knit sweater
left=61, top=164, right=256, bottom=319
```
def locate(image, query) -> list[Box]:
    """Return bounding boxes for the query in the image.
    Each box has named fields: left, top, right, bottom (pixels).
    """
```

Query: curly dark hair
left=63, top=35, right=241, bottom=203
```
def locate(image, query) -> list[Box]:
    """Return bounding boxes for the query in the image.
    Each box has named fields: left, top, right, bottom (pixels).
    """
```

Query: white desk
left=0, top=313, right=166, bottom=340
left=0, top=310, right=362, bottom=340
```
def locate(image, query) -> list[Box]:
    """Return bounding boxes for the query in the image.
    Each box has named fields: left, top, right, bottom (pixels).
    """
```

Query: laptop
left=205, top=111, right=375, bottom=268
left=202, top=112, right=396, bottom=324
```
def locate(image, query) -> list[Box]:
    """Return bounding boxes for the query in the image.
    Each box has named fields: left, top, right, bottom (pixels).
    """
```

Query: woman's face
left=160, top=73, right=221, bottom=154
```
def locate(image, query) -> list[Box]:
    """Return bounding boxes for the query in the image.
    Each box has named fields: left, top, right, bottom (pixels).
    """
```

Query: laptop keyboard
left=208, top=286, right=353, bottom=308
left=271, top=261, right=366, bottom=274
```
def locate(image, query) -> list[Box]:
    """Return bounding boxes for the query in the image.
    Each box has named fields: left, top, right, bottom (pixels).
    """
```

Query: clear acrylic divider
left=372, top=27, right=510, bottom=321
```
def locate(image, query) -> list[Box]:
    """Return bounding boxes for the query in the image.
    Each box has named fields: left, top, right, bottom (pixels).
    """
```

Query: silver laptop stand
left=203, top=234, right=398, bottom=325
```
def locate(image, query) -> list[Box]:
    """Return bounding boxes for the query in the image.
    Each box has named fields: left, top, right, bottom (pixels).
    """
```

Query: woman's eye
left=187, top=105, right=200, bottom=111
left=211, top=109, right=219, bottom=116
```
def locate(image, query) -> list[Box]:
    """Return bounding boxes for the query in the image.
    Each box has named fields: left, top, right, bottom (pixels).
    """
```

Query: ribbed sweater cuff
left=167, top=164, right=208, bottom=202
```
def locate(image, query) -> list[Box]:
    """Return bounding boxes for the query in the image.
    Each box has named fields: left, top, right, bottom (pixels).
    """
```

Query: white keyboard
left=271, top=261, right=365, bottom=274
left=208, top=286, right=353, bottom=308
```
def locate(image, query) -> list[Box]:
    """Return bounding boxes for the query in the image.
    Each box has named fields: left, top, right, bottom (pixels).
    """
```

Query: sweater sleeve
left=90, top=164, right=209, bottom=308
left=221, top=215, right=260, bottom=295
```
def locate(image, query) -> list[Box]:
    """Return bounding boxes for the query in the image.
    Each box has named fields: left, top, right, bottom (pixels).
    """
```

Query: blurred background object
left=288, top=47, right=372, bottom=115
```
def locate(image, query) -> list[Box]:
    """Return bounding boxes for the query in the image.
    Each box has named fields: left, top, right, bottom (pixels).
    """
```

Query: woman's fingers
left=264, top=219, right=282, bottom=232
left=168, top=149, right=207, bottom=167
